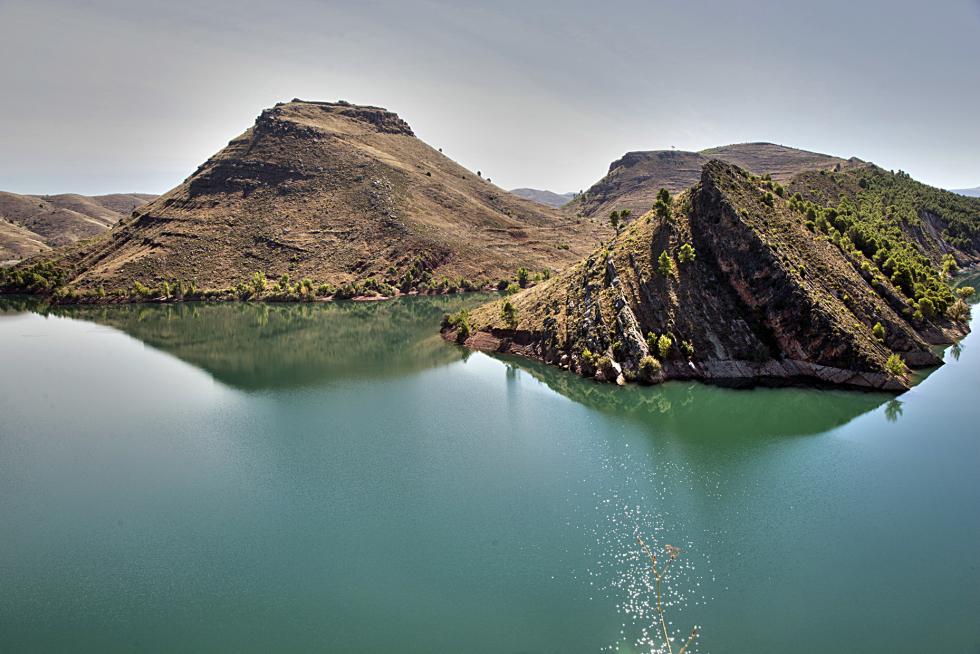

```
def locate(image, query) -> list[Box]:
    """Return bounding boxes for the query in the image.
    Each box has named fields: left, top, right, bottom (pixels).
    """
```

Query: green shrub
left=657, top=250, right=675, bottom=277
left=917, top=297, right=936, bottom=320
left=677, top=243, right=696, bottom=264
left=680, top=340, right=694, bottom=357
left=941, top=253, right=958, bottom=276
left=516, top=267, right=531, bottom=288
left=872, top=322, right=886, bottom=342
left=654, top=188, right=671, bottom=220
left=334, top=283, right=357, bottom=299
left=133, top=280, right=153, bottom=297
left=657, top=334, right=672, bottom=359
left=947, top=299, right=970, bottom=322
left=442, top=310, right=472, bottom=342
left=885, top=353, right=907, bottom=377
left=638, top=355, right=662, bottom=383
left=595, top=355, right=616, bottom=380
left=955, top=286, right=975, bottom=299
left=251, top=272, right=268, bottom=294
left=762, top=191, right=774, bottom=207
left=501, top=300, right=518, bottom=328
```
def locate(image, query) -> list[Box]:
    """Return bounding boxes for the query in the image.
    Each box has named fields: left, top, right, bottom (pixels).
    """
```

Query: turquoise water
left=0, top=290, right=978, bottom=653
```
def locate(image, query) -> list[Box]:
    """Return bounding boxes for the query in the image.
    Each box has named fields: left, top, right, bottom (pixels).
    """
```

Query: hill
left=3, top=100, right=606, bottom=297
left=950, top=186, right=980, bottom=198
left=568, top=143, right=852, bottom=219
left=447, top=161, right=978, bottom=392
left=0, top=191, right=155, bottom=262
left=509, top=188, right=576, bottom=207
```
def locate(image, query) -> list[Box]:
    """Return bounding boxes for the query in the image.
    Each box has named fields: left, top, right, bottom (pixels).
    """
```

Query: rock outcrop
left=451, top=161, right=974, bottom=392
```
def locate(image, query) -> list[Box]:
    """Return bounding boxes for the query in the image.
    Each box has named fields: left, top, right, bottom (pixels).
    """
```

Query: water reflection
left=0, top=296, right=492, bottom=391
left=500, top=354, right=894, bottom=439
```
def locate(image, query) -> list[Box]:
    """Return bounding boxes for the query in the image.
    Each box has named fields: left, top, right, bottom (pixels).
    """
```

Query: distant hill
left=0, top=191, right=155, bottom=263
left=450, top=161, right=979, bottom=392
left=6, top=100, right=606, bottom=293
left=950, top=186, right=980, bottom=198
left=509, top=188, right=576, bottom=208
left=569, top=142, right=855, bottom=219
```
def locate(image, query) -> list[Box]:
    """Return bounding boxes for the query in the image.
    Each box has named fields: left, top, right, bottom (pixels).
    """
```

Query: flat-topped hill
left=9, top=100, right=606, bottom=295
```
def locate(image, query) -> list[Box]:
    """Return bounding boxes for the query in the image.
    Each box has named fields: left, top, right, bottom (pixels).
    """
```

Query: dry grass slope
left=28, top=100, right=608, bottom=292
left=0, top=191, right=155, bottom=261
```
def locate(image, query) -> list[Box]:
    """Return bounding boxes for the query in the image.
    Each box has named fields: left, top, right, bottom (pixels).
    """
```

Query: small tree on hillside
left=609, top=210, right=621, bottom=232
left=678, top=243, right=696, bottom=264
left=655, top=188, right=672, bottom=220
left=872, top=322, right=886, bottom=342
left=502, top=300, right=518, bottom=329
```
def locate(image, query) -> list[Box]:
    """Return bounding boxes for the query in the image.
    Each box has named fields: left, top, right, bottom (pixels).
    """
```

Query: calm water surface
left=1, top=287, right=978, bottom=653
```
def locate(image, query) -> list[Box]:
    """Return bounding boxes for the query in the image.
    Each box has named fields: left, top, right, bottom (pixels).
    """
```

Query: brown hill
left=18, top=100, right=606, bottom=294
left=0, top=219, right=49, bottom=263
left=509, top=188, right=576, bottom=208
left=0, top=191, right=155, bottom=262
left=570, top=142, right=852, bottom=219
left=448, top=161, right=974, bottom=392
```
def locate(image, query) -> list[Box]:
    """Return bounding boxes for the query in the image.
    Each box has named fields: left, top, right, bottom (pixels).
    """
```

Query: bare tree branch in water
left=637, top=534, right=700, bottom=654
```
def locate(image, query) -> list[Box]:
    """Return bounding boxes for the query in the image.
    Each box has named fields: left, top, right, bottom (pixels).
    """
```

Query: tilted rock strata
left=451, top=161, right=969, bottom=392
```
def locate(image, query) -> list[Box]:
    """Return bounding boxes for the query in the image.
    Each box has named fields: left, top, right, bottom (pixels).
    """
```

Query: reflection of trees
left=884, top=399, right=903, bottom=423
left=495, top=354, right=892, bottom=440
left=5, top=296, right=492, bottom=391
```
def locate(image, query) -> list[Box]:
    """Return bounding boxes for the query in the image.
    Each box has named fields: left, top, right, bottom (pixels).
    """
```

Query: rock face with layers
left=452, top=161, right=972, bottom=392
left=17, top=100, right=606, bottom=291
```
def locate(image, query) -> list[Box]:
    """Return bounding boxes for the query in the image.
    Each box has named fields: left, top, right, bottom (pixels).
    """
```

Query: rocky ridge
left=449, top=161, right=974, bottom=392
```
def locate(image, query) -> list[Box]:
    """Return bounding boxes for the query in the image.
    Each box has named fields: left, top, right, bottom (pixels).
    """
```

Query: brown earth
left=29, top=100, right=608, bottom=292
left=0, top=191, right=155, bottom=262
left=569, top=142, right=855, bottom=220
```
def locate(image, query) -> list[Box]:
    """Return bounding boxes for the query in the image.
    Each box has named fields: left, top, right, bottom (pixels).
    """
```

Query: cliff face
left=14, top=100, right=606, bottom=292
left=453, top=161, right=970, bottom=392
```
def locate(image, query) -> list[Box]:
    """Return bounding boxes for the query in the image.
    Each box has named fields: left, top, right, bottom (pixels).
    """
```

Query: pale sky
left=1, top=0, right=978, bottom=195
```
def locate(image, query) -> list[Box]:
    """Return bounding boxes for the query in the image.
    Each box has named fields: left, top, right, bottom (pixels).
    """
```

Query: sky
left=1, top=0, right=978, bottom=195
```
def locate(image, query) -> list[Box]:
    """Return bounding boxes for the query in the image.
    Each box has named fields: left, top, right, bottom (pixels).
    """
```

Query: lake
left=1, top=286, right=978, bottom=653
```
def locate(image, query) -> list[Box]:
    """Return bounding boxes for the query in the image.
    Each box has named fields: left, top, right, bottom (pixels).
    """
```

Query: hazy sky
left=1, top=0, right=978, bottom=195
